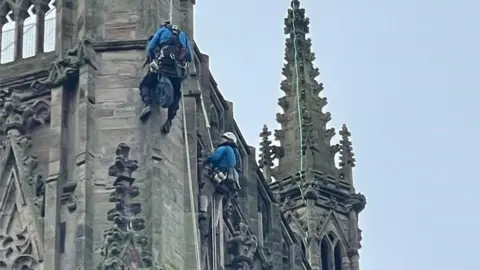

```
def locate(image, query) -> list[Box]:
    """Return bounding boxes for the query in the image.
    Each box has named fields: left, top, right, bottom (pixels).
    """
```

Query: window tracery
left=0, top=0, right=56, bottom=64
left=1, top=9, right=15, bottom=63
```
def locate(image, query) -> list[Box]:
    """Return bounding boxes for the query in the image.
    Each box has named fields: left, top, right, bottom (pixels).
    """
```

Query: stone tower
left=0, top=0, right=365, bottom=269
left=261, top=1, right=366, bottom=269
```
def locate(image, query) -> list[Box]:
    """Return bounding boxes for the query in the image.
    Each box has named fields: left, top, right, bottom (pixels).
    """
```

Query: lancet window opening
left=320, top=232, right=347, bottom=270
left=0, top=0, right=56, bottom=64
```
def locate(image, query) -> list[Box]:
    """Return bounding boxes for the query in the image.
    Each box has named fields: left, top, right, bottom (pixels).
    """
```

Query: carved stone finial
left=227, top=221, right=258, bottom=267
left=108, top=143, right=138, bottom=179
left=98, top=143, right=152, bottom=269
left=339, top=124, right=355, bottom=167
left=258, top=125, right=274, bottom=167
left=31, top=37, right=96, bottom=91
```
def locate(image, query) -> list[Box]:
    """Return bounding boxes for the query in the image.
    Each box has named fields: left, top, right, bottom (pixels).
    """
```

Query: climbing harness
left=290, top=5, right=313, bottom=251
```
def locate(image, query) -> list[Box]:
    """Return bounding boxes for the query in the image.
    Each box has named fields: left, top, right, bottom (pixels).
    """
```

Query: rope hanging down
left=290, top=4, right=312, bottom=244
left=171, top=0, right=215, bottom=268
left=169, top=1, right=203, bottom=269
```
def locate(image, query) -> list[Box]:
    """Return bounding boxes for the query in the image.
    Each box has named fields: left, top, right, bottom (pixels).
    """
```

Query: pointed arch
left=1, top=9, right=15, bottom=63
left=43, top=0, right=55, bottom=52
left=0, top=148, right=42, bottom=268
left=22, top=3, right=37, bottom=58
left=334, top=242, right=345, bottom=270
left=320, top=236, right=333, bottom=270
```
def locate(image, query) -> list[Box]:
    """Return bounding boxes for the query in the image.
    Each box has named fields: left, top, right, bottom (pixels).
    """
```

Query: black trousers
left=139, top=70, right=182, bottom=121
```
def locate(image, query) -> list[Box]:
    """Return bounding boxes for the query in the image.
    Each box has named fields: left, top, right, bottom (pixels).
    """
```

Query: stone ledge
left=93, top=40, right=147, bottom=52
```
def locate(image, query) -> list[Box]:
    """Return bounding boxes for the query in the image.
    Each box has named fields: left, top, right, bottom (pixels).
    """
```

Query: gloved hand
left=149, top=60, right=159, bottom=72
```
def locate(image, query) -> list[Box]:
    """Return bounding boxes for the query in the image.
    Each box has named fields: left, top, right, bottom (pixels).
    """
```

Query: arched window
left=1, top=10, right=15, bottom=64
left=334, top=243, right=343, bottom=270
left=282, top=241, right=289, bottom=270
left=43, top=0, right=55, bottom=52
left=22, top=4, right=37, bottom=58
left=320, top=237, right=332, bottom=270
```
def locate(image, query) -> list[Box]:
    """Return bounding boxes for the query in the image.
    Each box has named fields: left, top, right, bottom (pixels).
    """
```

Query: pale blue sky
left=196, top=0, right=479, bottom=269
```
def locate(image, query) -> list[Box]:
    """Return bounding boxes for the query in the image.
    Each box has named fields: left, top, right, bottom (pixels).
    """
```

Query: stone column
left=13, top=9, right=24, bottom=60
left=183, top=88, right=201, bottom=269
left=34, top=3, right=47, bottom=54
left=346, top=193, right=366, bottom=270
left=55, top=0, right=75, bottom=55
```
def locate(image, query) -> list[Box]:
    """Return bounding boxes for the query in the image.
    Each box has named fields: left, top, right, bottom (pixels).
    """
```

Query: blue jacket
left=147, top=26, right=193, bottom=62
left=207, top=145, right=237, bottom=171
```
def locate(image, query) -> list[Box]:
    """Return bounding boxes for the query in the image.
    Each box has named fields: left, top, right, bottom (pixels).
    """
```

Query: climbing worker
left=204, top=132, right=242, bottom=189
left=138, top=20, right=193, bottom=134
left=198, top=132, right=242, bottom=229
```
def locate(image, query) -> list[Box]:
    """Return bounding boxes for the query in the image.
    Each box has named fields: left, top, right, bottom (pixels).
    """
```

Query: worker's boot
left=161, top=119, right=172, bottom=134
left=139, top=86, right=152, bottom=122
left=140, top=105, right=152, bottom=122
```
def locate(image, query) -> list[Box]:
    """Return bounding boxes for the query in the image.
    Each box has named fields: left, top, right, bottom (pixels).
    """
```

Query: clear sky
left=195, top=0, right=479, bottom=269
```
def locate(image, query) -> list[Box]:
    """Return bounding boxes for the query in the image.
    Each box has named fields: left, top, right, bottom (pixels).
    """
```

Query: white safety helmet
left=221, top=132, right=238, bottom=144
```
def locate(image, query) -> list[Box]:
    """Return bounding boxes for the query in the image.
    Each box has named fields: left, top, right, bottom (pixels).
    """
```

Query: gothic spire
left=274, top=0, right=337, bottom=180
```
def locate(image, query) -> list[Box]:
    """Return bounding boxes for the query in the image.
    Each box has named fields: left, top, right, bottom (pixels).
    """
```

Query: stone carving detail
left=0, top=227, right=40, bottom=270
left=31, top=38, right=96, bottom=91
left=346, top=193, right=366, bottom=214
left=258, top=125, right=274, bottom=169
left=97, top=144, right=152, bottom=270
left=258, top=125, right=285, bottom=181
left=227, top=221, right=258, bottom=268
left=0, top=88, right=47, bottom=218
left=0, top=88, right=50, bottom=135
left=0, top=166, right=42, bottom=268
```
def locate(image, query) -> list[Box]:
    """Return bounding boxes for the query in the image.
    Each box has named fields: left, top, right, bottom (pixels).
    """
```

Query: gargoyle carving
left=346, top=193, right=366, bottom=213
left=227, top=221, right=258, bottom=267
left=31, top=38, right=96, bottom=91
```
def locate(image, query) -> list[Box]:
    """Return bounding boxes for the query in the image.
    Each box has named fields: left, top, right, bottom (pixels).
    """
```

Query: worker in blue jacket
left=204, top=132, right=242, bottom=187
left=139, top=21, right=193, bottom=134
left=199, top=132, right=242, bottom=229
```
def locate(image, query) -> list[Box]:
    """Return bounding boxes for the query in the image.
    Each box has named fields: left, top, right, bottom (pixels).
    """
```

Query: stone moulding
left=97, top=143, right=152, bottom=270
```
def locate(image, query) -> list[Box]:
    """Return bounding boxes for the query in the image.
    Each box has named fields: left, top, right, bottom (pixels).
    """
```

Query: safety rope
left=290, top=4, right=312, bottom=247
left=170, top=1, right=203, bottom=269
left=181, top=84, right=203, bottom=269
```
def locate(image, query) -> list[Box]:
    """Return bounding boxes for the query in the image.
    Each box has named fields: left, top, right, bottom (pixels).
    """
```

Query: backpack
left=161, top=25, right=188, bottom=62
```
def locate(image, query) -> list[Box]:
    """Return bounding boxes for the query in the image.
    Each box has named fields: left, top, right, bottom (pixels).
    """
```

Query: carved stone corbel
left=60, top=182, right=77, bottom=212
left=227, top=221, right=258, bottom=268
